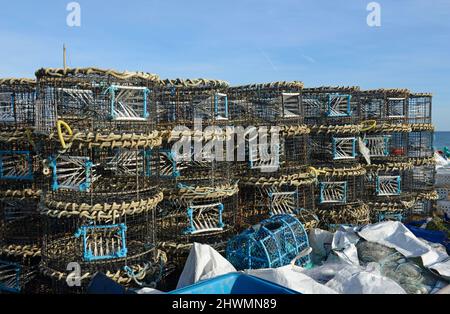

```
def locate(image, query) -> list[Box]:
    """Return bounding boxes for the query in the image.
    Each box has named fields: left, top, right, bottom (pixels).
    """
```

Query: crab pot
left=238, top=172, right=317, bottom=228
left=40, top=182, right=164, bottom=293
left=226, top=214, right=311, bottom=270
left=360, top=89, right=410, bottom=125
left=364, top=168, right=410, bottom=200
left=228, top=82, right=304, bottom=126
left=362, top=131, right=409, bottom=162
left=310, top=132, right=360, bottom=164
left=0, top=79, right=36, bottom=130
left=408, top=199, right=435, bottom=217
left=156, top=79, right=230, bottom=129
left=34, top=68, right=159, bottom=135
left=408, top=93, right=432, bottom=125
left=152, top=130, right=235, bottom=191
left=157, top=179, right=239, bottom=243
left=407, top=131, right=434, bottom=158
left=0, top=195, right=41, bottom=259
left=0, top=139, right=43, bottom=270
left=303, top=86, right=361, bottom=126
left=315, top=165, right=365, bottom=210
left=0, top=260, right=38, bottom=294
left=406, top=165, right=436, bottom=193
left=234, top=132, right=310, bottom=177
left=316, top=203, right=371, bottom=230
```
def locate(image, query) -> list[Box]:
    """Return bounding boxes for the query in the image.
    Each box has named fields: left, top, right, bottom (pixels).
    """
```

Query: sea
left=434, top=132, right=450, bottom=150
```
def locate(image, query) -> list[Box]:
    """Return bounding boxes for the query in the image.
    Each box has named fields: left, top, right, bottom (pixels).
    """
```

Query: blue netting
left=226, top=214, right=311, bottom=270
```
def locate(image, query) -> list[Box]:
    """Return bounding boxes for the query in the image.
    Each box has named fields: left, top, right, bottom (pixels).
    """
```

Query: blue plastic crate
left=170, top=273, right=299, bottom=294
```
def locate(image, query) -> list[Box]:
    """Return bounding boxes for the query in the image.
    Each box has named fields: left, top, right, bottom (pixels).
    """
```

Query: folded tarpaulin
left=357, top=221, right=450, bottom=279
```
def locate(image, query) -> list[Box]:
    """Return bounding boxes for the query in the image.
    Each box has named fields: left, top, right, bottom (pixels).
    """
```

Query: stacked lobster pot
left=227, top=82, right=318, bottom=231
left=34, top=68, right=165, bottom=293
left=405, top=92, right=437, bottom=217
left=359, top=89, right=413, bottom=222
left=0, top=78, right=40, bottom=293
left=359, top=89, right=436, bottom=222
left=154, top=79, right=239, bottom=266
left=303, top=86, right=370, bottom=229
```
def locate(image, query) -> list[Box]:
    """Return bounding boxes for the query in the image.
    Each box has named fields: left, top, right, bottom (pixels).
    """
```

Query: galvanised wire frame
left=156, top=78, right=230, bottom=129
left=0, top=66, right=438, bottom=291
left=154, top=78, right=239, bottom=272
left=359, top=89, right=410, bottom=125
left=303, top=86, right=361, bottom=126
left=34, top=68, right=165, bottom=293
left=0, top=79, right=36, bottom=130
left=0, top=79, right=41, bottom=294
left=408, top=93, right=432, bottom=125
left=238, top=181, right=316, bottom=228
left=227, top=82, right=304, bottom=126
left=408, top=131, right=434, bottom=158
left=227, top=82, right=314, bottom=231
left=34, top=68, right=159, bottom=135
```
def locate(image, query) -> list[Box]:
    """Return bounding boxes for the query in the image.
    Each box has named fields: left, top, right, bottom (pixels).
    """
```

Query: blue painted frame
left=106, top=85, right=150, bottom=120
left=183, top=203, right=225, bottom=235
left=332, top=137, right=357, bottom=160
left=326, top=94, right=352, bottom=117
left=49, top=156, right=93, bottom=192
left=75, top=223, right=128, bottom=262
left=378, top=212, right=404, bottom=222
left=0, top=150, right=33, bottom=181
left=146, top=149, right=180, bottom=178
left=214, top=93, right=229, bottom=119
left=0, top=261, right=21, bottom=293
left=376, top=175, right=402, bottom=196
left=319, top=182, right=347, bottom=204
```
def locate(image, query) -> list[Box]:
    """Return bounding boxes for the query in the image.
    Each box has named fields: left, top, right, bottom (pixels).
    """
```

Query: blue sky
left=0, top=0, right=449, bottom=130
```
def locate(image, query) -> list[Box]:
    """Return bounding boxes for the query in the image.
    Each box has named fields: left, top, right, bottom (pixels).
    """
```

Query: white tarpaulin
left=137, top=222, right=449, bottom=294
left=357, top=221, right=450, bottom=278
left=323, top=263, right=406, bottom=294
left=176, top=243, right=236, bottom=289
left=172, top=240, right=409, bottom=294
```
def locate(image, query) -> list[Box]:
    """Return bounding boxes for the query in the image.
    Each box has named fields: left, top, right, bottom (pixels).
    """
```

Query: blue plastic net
left=226, top=214, right=311, bottom=270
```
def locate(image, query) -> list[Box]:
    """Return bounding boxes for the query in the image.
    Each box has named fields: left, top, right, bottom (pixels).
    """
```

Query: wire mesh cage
left=303, top=86, right=361, bottom=126
left=0, top=260, right=38, bottom=294
left=316, top=202, right=371, bottom=229
left=238, top=169, right=318, bottom=230
left=34, top=68, right=159, bottom=135
left=228, top=82, right=304, bottom=126
left=153, top=78, right=243, bottom=266
left=407, top=131, right=434, bottom=158
left=310, top=132, right=361, bottom=164
left=408, top=93, right=432, bottom=125
left=359, top=89, right=410, bottom=125
left=0, top=137, right=43, bottom=293
left=40, top=182, right=166, bottom=293
left=315, top=164, right=366, bottom=209
left=38, top=141, right=165, bottom=292
left=408, top=165, right=435, bottom=193
left=226, top=214, right=311, bottom=270
left=0, top=79, right=36, bottom=130
left=359, top=131, right=409, bottom=165
left=156, top=175, right=239, bottom=252
left=31, top=67, right=168, bottom=293
left=155, top=78, right=230, bottom=129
